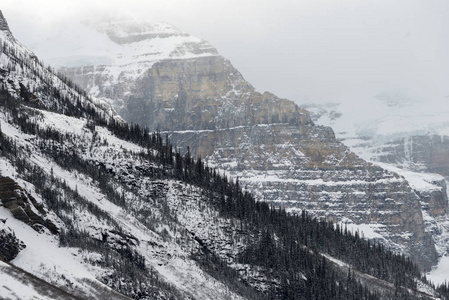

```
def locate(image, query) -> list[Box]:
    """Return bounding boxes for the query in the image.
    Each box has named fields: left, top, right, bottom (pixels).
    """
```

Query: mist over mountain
left=3, top=0, right=448, bottom=105
left=302, top=89, right=449, bottom=284
left=43, top=13, right=449, bottom=273
left=1, top=6, right=449, bottom=300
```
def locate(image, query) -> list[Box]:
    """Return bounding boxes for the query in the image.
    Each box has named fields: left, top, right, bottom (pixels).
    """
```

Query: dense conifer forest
left=1, top=82, right=448, bottom=299
left=1, top=34, right=449, bottom=299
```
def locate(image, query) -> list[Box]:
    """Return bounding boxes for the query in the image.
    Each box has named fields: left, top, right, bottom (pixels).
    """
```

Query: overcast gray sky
left=2, top=0, right=448, bottom=105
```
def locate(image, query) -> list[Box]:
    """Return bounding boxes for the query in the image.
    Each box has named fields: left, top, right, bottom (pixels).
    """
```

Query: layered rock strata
left=59, top=20, right=438, bottom=270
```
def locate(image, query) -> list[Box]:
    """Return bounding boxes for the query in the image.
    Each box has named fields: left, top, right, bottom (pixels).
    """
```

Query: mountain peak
left=0, top=10, right=12, bottom=38
left=94, top=19, right=187, bottom=45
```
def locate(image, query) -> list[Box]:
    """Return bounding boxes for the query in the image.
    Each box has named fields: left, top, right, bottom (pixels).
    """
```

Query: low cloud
left=2, top=0, right=448, bottom=105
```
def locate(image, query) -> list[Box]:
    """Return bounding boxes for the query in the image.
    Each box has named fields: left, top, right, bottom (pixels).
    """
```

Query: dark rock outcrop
left=0, top=223, right=25, bottom=262
left=0, top=177, right=58, bottom=234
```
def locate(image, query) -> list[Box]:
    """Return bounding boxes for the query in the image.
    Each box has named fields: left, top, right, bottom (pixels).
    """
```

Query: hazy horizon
left=2, top=0, right=448, bottom=106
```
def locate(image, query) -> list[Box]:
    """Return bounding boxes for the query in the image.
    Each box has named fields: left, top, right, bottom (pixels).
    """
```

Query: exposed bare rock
left=378, top=135, right=449, bottom=178
left=0, top=176, right=58, bottom=234
left=59, top=20, right=438, bottom=270
left=0, top=221, right=25, bottom=262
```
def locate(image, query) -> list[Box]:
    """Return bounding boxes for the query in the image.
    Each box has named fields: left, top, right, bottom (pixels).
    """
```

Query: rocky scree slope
left=0, top=10, right=445, bottom=300
left=59, top=18, right=438, bottom=270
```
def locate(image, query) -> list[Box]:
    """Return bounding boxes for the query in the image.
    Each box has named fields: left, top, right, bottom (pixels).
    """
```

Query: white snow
left=242, top=173, right=400, bottom=187
left=28, top=19, right=218, bottom=80
left=308, top=93, right=449, bottom=145
left=338, top=220, right=386, bottom=240
left=0, top=261, right=54, bottom=300
left=375, top=162, right=444, bottom=193
left=0, top=206, right=96, bottom=286
left=38, top=110, right=87, bottom=136
left=306, top=93, right=449, bottom=288
left=305, top=93, right=449, bottom=165
left=428, top=256, right=449, bottom=285
left=0, top=100, right=244, bottom=299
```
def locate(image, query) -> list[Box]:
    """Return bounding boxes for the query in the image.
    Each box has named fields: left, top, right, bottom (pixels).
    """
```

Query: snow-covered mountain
left=51, top=16, right=447, bottom=272
left=1, top=9, right=447, bottom=299
left=302, top=92, right=449, bottom=284
left=38, top=18, right=219, bottom=114
left=0, top=11, right=253, bottom=299
left=303, top=93, right=449, bottom=159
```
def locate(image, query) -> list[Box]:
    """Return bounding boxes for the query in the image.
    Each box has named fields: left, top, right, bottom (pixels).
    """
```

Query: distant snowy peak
left=95, top=19, right=187, bottom=43
left=304, top=92, right=449, bottom=144
left=94, top=19, right=219, bottom=60
left=48, top=19, right=218, bottom=69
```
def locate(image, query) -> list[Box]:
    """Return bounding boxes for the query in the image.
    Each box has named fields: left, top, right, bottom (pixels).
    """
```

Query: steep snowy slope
left=0, top=12, right=250, bottom=300
left=0, top=10, right=446, bottom=300
left=0, top=260, right=87, bottom=300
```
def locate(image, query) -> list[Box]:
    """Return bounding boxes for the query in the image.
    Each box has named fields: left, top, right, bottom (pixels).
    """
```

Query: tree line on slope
left=1, top=63, right=448, bottom=299
left=0, top=91, right=185, bottom=299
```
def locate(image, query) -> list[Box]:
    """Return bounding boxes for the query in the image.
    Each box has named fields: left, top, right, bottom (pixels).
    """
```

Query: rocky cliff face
left=377, top=135, right=449, bottom=178
left=63, top=56, right=311, bottom=131
left=375, top=135, right=449, bottom=219
left=58, top=19, right=438, bottom=270
left=299, top=98, right=449, bottom=279
left=0, top=177, right=58, bottom=234
left=168, top=123, right=437, bottom=269
left=2, top=11, right=445, bottom=298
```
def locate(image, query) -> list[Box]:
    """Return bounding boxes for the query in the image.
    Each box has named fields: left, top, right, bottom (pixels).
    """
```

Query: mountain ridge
left=0, top=10, right=448, bottom=299
left=57, top=16, right=440, bottom=271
